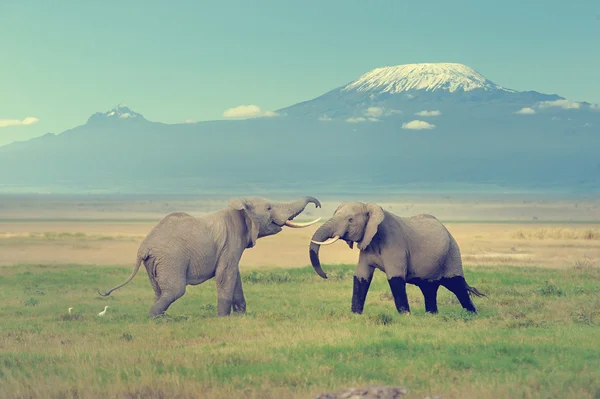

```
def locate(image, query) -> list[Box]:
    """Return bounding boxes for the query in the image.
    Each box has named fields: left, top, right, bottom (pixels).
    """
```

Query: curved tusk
left=311, top=235, right=340, bottom=246
left=285, top=217, right=321, bottom=228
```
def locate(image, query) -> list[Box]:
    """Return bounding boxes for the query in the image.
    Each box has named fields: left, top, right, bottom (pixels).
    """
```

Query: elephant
left=309, top=202, right=485, bottom=315
left=98, top=196, right=322, bottom=317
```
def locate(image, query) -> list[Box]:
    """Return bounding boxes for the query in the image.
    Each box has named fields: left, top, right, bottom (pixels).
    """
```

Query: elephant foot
left=232, top=301, right=246, bottom=313
left=217, top=298, right=233, bottom=316
left=440, top=276, right=478, bottom=313
left=148, top=304, right=168, bottom=317
left=388, top=276, right=411, bottom=314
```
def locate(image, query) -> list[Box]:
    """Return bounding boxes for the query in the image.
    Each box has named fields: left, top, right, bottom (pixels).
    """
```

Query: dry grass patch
left=0, top=232, right=144, bottom=241
left=511, top=228, right=599, bottom=240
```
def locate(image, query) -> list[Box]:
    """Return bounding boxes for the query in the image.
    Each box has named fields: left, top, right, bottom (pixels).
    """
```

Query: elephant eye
left=267, top=206, right=272, bottom=211
left=349, top=218, right=354, bottom=223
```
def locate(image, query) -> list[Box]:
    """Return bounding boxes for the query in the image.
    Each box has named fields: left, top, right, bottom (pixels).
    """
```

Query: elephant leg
left=416, top=280, right=440, bottom=313
left=215, top=254, right=243, bottom=316
left=148, top=277, right=186, bottom=317
left=232, top=269, right=246, bottom=314
left=387, top=276, right=410, bottom=314
left=351, top=262, right=375, bottom=314
left=143, top=258, right=161, bottom=302
left=440, top=276, right=477, bottom=313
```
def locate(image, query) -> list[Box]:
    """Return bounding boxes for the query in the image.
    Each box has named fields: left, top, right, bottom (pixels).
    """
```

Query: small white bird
left=68, top=307, right=73, bottom=315
left=98, top=305, right=109, bottom=316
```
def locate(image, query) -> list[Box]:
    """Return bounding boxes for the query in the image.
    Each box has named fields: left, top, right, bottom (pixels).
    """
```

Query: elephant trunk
left=277, top=197, right=322, bottom=227
left=309, top=219, right=336, bottom=279
left=285, top=197, right=321, bottom=219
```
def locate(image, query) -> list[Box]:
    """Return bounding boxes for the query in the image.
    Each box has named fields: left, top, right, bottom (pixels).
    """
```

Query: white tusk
left=285, top=217, right=321, bottom=228
left=311, top=235, right=340, bottom=245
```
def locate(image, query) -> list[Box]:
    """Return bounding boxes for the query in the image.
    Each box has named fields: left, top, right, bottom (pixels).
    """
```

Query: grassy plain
left=1, top=264, right=599, bottom=399
left=0, top=194, right=599, bottom=398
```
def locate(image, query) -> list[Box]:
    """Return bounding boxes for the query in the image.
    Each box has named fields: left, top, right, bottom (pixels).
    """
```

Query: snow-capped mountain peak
left=86, top=104, right=146, bottom=124
left=342, top=62, right=516, bottom=94
left=104, top=104, right=142, bottom=119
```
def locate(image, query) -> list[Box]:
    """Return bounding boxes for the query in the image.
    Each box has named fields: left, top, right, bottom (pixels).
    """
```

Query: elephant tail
left=97, top=255, right=144, bottom=297
left=466, top=283, right=486, bottom=298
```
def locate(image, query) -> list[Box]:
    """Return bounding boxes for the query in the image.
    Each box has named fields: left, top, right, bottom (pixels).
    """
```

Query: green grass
left=0, top=264, right=599, bottom=399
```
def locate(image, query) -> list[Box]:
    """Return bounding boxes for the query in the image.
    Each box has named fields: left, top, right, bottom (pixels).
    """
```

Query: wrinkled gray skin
left=99, top=196, right=321, bottom=317
left=309, top=202, right=484, bottom=314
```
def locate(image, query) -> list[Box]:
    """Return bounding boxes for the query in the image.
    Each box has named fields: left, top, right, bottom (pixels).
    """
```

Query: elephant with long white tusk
left=309, top=202, right=485, bottom=315
left=98, top=196, right=321, bottom=317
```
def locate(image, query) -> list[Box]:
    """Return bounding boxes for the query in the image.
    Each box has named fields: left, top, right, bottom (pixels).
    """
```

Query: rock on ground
left=313, top=385, right=408, bottom=399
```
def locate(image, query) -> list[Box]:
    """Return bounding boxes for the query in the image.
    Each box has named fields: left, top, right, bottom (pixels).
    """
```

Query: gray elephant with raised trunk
left=98, top=196, right=321, bottom=317
left=309, top=202, right=484, bottom=314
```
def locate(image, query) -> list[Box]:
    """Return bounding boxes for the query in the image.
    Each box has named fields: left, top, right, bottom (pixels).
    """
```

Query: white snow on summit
left=343, top=63, right=516, bottom=94
left=103, top=104, right=142, bottom=119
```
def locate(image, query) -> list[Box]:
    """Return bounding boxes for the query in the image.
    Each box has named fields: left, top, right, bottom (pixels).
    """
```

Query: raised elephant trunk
left=279, top=196, right=322, bottom=227
left=309, top=219, right=336, bottom=279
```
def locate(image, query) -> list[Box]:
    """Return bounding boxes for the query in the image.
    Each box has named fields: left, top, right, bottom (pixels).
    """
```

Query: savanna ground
left=0, top=194, right=599, bottom=399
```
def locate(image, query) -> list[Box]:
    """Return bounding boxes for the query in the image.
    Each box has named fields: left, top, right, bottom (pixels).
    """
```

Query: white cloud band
left=223, top=105, right=277, bottom=119
left=516, top=107, right=536, bottom=115
left=415, top=110, right=441, bottom=117
left=536, top=99, right=581, bottom=110
left=0, top=117, right=40, bottom=128
left=402, top=120, right=436, bottom=130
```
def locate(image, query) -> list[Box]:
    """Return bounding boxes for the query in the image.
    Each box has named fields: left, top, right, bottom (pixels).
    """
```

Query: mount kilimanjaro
left=1, top=63, right=599, bottom=194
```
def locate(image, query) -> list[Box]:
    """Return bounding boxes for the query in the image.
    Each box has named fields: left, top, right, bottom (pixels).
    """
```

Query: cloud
left=262, top=110, right=277, bottom=117
left=183, top=119, right=196, bottom=124
left=0, top=116, right=40, bottom=128
left=415, top=110, right=441, bottom=117
left=536, top=99, right=581, bottom=110
left=347, top=117, right=366, bottom=123
left=515, top=107, right=536, bottom=115
left=346, top=116, right=380, bottom=123
left=402, top=120, right=436, bottom=130
left=346, top=117, right=366, bottom=123
left=222, top=105, right=278, bottom=119
left=360, top=107, right=401, bottom=119
left=590, top=104, right=600, bottom=111
left=318, top=115, right=333, bottom=121
left=364, top=107, right=384, bottom=118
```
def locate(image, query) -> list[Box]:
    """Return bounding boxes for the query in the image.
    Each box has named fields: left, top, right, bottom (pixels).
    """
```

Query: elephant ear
left=357, top=203, right=385, bottom=251
left=228, top=198, right=260, bottom=248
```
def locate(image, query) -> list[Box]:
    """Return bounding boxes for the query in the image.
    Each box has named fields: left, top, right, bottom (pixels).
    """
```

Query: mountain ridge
left=0, top=62, right=599, bottom=194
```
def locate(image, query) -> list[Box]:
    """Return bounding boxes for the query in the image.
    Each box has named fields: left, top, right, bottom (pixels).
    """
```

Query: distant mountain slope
left=1, top=63, right=599, bottom=194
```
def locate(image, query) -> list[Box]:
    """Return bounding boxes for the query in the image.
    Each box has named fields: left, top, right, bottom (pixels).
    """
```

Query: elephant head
left=228, top=196, right=322, bottom=248
left=309, top=202, right=385, bottom=278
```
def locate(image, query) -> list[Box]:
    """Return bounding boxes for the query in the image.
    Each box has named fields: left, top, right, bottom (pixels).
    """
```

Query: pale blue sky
left=1, top=0, right=599, bottom=145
